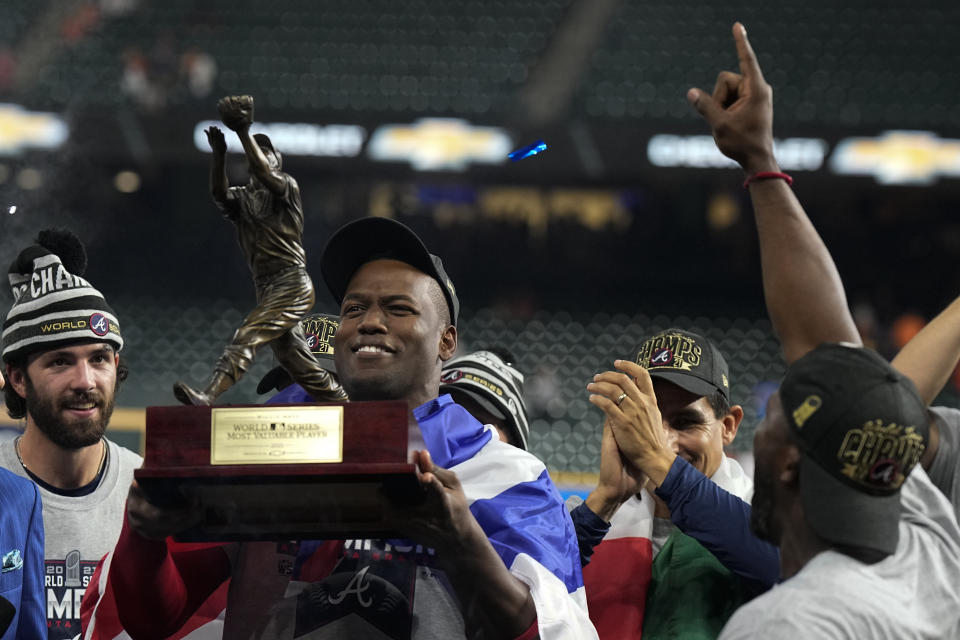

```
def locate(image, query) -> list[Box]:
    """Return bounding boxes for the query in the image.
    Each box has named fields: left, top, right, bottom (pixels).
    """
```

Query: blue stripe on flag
left=415, top=394, right=492, bottom=468
left=469, top=468, right=585, bottom=594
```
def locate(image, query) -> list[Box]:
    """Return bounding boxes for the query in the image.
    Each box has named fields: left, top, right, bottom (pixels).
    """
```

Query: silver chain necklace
left=14, top=435, right=107, bottom=479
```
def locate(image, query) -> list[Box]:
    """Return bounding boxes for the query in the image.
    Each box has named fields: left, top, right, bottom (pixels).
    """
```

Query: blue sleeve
left=19, top=483, right=46, bottom=640
left=654, top=457, right=780, bottom=591
left=569, top=502, right=610, bottom=567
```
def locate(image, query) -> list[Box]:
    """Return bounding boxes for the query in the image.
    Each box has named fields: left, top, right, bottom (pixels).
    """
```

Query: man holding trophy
left=83, top=97, right=595, bottom=639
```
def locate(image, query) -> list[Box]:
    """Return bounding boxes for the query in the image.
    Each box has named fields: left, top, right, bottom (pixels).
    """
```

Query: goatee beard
left=26, top=382, right=115, bottom=450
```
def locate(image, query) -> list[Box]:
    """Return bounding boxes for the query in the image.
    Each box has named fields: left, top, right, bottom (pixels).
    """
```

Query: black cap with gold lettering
left=634, top=328, right=730, bottom=401
left=780, top=343, right=929, bottom=556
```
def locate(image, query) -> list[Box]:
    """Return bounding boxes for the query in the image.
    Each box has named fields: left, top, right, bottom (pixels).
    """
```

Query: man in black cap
left=720, top=345, right=960, bottom=638
left=574, top=328, right=776, bottom=639
left=105, top=217, right=595, bottom=640
left=174, top=95, right=343, bottom=406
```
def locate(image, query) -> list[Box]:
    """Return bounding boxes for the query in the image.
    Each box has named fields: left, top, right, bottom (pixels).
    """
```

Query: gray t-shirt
left=0, top=438, right=141, bottom=640
left=718, top=467, right=960, bottom=639
left=927, top=406, right=960, bottom=521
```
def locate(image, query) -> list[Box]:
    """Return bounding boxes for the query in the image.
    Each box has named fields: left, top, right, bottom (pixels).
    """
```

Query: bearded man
left=0, top=230, right=141, bottom=639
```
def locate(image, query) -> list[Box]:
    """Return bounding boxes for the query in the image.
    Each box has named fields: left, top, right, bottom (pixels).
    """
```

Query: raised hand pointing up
left=687, top=23, right=778, bottom=176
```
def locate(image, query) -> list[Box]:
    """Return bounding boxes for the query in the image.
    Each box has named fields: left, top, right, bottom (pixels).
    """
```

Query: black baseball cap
left=256, top=313, right=339, bottom=394
left=320, top=217, right=459, bottom=326
left=634, top=328, right=730, bottom=401
left=780, top=343, right=928, bottom=556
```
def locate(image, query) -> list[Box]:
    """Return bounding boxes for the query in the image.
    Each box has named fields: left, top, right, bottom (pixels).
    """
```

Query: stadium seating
left=22, top=0, right=571, bottom=115
left=574, top=1, right=960, bottom=129
left=14, top=0, right=960, bottom=130
left=0, top=0, right=46, bottom=49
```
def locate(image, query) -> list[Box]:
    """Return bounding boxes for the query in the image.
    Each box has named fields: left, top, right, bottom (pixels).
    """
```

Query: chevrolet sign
left=367, top=118, right=512, bottom=171
left=830, top=131, right=960, bottom=185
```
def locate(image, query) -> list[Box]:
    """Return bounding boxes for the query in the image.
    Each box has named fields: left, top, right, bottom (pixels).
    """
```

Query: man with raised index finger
left=686, top=23, right=960, bottom=639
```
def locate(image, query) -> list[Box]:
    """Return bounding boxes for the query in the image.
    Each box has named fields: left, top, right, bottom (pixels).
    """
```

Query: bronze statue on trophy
left=173, top=95, right=346, bottom=405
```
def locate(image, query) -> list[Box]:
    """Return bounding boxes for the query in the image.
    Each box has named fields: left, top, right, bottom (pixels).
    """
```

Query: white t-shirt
left=719, top=466, right=960, bottom=639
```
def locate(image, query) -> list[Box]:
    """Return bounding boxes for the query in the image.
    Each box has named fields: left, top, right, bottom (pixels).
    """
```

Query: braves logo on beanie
left=2, top=229, right=122, bottom=363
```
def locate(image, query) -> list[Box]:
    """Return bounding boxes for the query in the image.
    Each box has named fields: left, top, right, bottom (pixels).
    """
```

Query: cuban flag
left=415, top=395, right=596, bottom=639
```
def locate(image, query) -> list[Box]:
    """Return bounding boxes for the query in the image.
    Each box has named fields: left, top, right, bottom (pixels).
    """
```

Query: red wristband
left=743, top=171, right=793, bottom=189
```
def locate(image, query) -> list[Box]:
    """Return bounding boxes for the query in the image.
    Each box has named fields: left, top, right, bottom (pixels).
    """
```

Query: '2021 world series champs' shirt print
left=45, top=550, right=97, bottom=639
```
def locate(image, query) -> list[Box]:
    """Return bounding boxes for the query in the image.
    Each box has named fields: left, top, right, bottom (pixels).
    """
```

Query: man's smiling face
left=14, top=342, right=119, bottom=449
left=335, top=259, right=454, bottom=404
left=654, top=379, right=740, bottom=478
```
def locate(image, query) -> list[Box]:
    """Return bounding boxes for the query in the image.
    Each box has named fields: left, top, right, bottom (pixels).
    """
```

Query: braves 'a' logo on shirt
left=293, top=539, right=449, bottom=640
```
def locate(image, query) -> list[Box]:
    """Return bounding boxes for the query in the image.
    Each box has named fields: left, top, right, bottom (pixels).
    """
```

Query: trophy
left=172, top=94, right=344, bottom=407
left=135, top=401, right=420, bottom=541
left=135, top=96, right=418, bottom=540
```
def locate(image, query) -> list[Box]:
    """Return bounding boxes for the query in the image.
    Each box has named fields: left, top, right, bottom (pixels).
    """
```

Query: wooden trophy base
left=135, top=401, right=423, bottom=541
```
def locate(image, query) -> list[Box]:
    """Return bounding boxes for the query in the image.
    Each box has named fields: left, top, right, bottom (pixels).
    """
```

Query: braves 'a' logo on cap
left=837, top=419, right=925, bottom=491
left=305, top=333, right=319, bottom=350
left=440, top=369, right=464, bottom=383
left=89, top=313, right=109, bottom=336
left=650, top=348, right=673, bottom=366
left=637, top=333, right=702, bottom=372
left=867, top=459, right=900, bottom=488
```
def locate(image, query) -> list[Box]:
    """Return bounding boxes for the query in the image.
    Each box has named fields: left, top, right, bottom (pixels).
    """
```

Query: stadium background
left=2, top=0, right=960, bottom=489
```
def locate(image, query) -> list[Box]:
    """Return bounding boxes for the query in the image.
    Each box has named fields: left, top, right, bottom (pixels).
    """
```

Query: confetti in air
left=508, top=140, right=547, bottom=162
left=7, top=206, right=15, bottom=215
